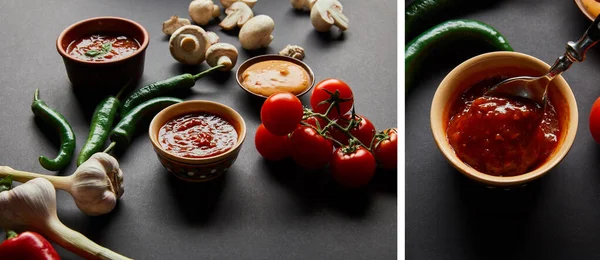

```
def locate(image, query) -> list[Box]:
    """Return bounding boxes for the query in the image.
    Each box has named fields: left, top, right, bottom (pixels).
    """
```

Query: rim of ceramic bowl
left=148, top=100, right=247, bottom=164
left=235, top=54, right=316, bottom=98
left=574, top=0, right=595, bottom=21
left=56, top=16, right=150, bottom=65
left=430, top=51, right=578, bottom=187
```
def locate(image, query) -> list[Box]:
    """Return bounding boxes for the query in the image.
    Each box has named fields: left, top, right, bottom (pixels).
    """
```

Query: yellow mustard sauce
left=582, top=0, right=600, bottom=18
left=242, top=60, right=309, bottom=96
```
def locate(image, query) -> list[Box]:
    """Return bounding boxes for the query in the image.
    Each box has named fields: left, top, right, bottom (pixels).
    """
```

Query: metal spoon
left=485, top=14, right=600, bottom=106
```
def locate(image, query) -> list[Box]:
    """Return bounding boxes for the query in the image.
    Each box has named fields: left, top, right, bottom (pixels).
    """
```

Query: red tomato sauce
left=446, top=76, right=561, bottom=176
left=159, top=113, right=238, bottom=158
left=67, top=34, right=140, bottom=62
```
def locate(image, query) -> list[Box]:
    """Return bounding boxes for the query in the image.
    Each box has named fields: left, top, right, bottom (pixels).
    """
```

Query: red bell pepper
left=0, top=230, right=61, bottom=260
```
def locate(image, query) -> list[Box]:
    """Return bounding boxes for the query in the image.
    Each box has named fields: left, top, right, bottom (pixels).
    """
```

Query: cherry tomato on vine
left=330, top=146, right=377, bottom=188
left=310, top=79, right=354, bottom=119
left=289, top=126, right=333, bottom=169
left=329, top=114, right=376, bottom=146
left=261, top=93, right=304, bottom=136
left=589, top=97, right=600, bottom=144
left=255, top=124, right=291, bottom=161
left=372, top=128, right=398, bottom=170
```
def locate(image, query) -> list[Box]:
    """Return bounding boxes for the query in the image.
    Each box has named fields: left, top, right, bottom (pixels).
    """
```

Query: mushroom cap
left=212, top=4, right=221, bottom=17
left=221, top=0, right=257, bottom=9
left=206, top=43, right=239, bottom=71
left=189, top=0, right=219, bottom=25
left=219, top=1, right=254, bottom=30
left=291, top=0, right=315, bottom=10
left=207, top=31, right=220, bottom=45
left=239, top=15, right=275, bottom=50
left=310, top=0, right=348, bottom=32
left=169, top=25, right=211, bottom=65
left=162, top=16, right=191, bottom=36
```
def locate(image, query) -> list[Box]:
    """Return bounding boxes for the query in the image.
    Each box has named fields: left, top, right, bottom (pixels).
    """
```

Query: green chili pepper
left=406, top=0, right=499, bottom=42
left=31, top=89, right=76, bottom=171
left=120, top=65, right=223, bottom=116
left=106, top=97, right=183, bottom=152
left=76, top=83, right=130, bottom=166
left=405, top=19, right=513, bottom=92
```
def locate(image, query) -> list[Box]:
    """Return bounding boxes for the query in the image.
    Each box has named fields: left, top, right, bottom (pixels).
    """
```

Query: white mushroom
left=206, top=43, right=239, bottom=71
left=310, top=0, right=348, bottom=32
left=221, top=0, right=257, bottom=9
left=207, top=31, right=220, bottom=45
left=279, top=45, right=305, bottom=60
left=162, top=16, right=192, bottom=36
left=169, top=25, right=211, bottom=65
left=189, top=0, right=221, bottom=26
left=239, top=15, right=275, bottom=50
left=291, top=0, right=315, bottom=10
left=219, top=1, right=254, bottom=30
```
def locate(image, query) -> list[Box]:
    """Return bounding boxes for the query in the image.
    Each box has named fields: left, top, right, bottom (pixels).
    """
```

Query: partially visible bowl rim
left=235, top=54, right=316, bottom=98
left=56, top=16, right=150, bottom=65
left=148, top=100, right=247, bottom=164
left=430, top=51, right=579, bottom=187
left=574, top=0, right=595, bottom=21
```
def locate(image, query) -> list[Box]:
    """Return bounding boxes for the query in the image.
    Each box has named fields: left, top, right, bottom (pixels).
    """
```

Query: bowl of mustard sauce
left=236, top=54, right=316, bottom=98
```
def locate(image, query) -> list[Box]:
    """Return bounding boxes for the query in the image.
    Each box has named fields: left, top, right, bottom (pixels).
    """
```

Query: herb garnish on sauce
left=84, top=42, right=112, bottom=57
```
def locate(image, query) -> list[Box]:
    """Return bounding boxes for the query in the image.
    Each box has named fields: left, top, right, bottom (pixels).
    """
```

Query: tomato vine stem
left=303, top=101, right=371, bottom=152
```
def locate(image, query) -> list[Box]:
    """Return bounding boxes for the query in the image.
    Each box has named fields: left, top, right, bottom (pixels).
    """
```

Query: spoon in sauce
left=485, top=14, right=600, bottom=107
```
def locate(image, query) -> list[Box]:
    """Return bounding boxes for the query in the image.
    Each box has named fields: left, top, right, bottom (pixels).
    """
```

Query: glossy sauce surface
left=67, top=34, right=140, bottom=62
left=242, top=60, right=310, bottom=96
left=159, top=113, right=238, bottom=158
left=446, top=77, right=561, bottom=176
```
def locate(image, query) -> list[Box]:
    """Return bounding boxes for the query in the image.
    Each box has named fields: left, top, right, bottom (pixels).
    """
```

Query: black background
left=406, top=0, right=600, bottom=259
left=0, top=0, right=397, bottom=259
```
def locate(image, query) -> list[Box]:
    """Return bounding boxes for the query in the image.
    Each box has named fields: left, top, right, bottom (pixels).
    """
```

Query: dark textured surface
left=406, top=0, right=600, bottom=259
left=0, top=0, right=397, bottom=259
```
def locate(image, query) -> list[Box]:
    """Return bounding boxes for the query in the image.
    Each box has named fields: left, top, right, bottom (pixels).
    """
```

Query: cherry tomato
left=590, top=97, right=600, bottom=144
left=255, top=124, right=290, bottom=161
left=372, top=128, right=398, bottom=170
left=310, top=78, right=354, bottom=119
left=261, top=93, right=304, bottom=136
left=329, top=114, right=376, bottom=146
left=330, top=146, right=377, bottom=188
left=290, top=126, right=333, bottom=169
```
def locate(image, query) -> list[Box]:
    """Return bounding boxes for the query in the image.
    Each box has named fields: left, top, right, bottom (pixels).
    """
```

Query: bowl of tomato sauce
left=148, top=100, right=247, bottom=182
left=430, top=51, right=578, bottom=187
left=56, top=17, right=149, bottom=90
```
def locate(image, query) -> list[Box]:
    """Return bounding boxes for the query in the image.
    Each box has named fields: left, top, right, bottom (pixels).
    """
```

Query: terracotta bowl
left=56, top=17, right=149, bottom=90
left=574, top=0, right=597, bottom=21
left=148, top=100, right=247, bottom=182
left=430, top=51, right=578, bottom=187
left=235, top=54, right=316, bottom=98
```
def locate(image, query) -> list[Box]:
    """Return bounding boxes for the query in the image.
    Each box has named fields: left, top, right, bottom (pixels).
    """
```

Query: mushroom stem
left=180, top=36, right=200, bottom=53
left=217, top=56, right=232, bottom=68
left=192, top=64, right=225, bottom=81
left=0, top=166, right=71, bottom=191
left=45, top=220, right=132, bottom=260
left=329, top=7, right=348, bottom=31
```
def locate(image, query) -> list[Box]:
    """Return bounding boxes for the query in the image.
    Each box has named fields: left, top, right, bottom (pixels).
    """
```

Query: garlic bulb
left=0, top=178, right=132, bottom=259
left=70, top=152, right=124, bottom=216
left=0, top=152, right=124, bottom=216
